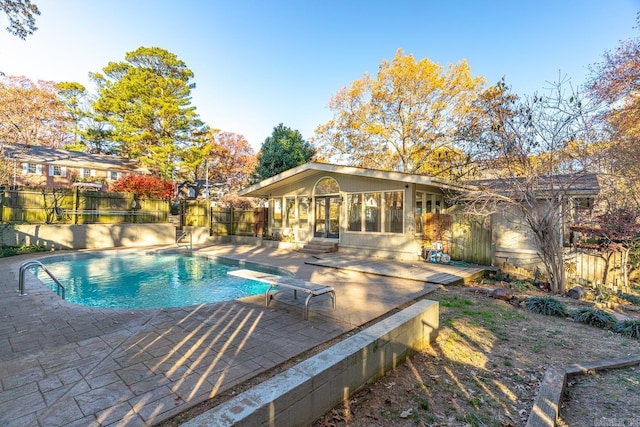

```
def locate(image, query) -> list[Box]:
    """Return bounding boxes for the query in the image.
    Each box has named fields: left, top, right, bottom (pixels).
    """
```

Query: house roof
left=177, top=179, right=227, bottom=191
left=1, top=143, right=145, bottom=172
left=238, top=162, right=469, bottom=198
left=470, top=172, right=600, bottom=197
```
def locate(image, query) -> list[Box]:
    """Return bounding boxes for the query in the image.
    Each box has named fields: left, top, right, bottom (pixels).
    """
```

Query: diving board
left=228, top=269, right=336, bottom=320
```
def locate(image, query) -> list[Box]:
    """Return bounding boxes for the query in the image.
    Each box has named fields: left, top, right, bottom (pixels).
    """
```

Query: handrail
left=176, top=230, right=192, bottom=251
left=18, top=260, right=66, bottom=299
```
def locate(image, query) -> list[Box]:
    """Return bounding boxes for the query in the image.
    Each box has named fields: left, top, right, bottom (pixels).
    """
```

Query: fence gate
left=207, top=207, right=268, bottom=237
left=253, top=208, right=268, bottom=237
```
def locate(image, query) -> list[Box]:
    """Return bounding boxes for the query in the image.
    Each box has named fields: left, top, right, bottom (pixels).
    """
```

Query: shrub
left=509, top=280, right=531, bottom=291
left=219, top=193, right=253, bottom=209
left=570, top=307, right=616, bottom=329
left=0, top=244, right=47, bottom=258
left=525, top=297, right=569, bottom=317
left=617, top=292, right=640, bottom=305
left=614, top=319, right=640, bottom=338
left=110, top=174, right=174, bottom=199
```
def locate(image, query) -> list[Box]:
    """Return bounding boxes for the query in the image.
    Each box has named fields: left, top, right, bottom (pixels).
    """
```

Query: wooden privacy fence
left=0, top=189, right=168, bottom=224
left=450, top=214, right=493, bottom=266
left=180, top=200, right=268, bottom=237
left=210, top=208, right=268, bottom=236
left=419, top=213, right=493, bottom=266
left=181, top=200, right=210, bottom=227
left=565, top=248, right=626, bottom=291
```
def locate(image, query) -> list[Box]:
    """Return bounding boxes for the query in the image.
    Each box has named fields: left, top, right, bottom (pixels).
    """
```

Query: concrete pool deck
left=0, top=244, right=487, bottom=426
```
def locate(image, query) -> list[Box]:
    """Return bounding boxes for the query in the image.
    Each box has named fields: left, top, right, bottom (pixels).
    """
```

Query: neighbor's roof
left=2, top=143, right=145, bottom=171
left=238, top=162, right=469, bottom=198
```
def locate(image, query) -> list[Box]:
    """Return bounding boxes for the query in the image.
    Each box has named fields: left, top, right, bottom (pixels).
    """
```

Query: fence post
left=231, top=208, right=236, bottom=235
left=73, top=187, right=79, bottom=224
left=0, top=190, right=4, bottom=222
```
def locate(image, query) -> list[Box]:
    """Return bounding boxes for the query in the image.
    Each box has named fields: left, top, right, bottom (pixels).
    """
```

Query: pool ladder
left=18, top=260, right=66, bottom=299
left=176, top=230, right=192, bottom=250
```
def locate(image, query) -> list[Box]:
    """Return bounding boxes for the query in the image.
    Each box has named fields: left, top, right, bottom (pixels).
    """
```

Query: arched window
left=314, top=177, right=340, bottom=195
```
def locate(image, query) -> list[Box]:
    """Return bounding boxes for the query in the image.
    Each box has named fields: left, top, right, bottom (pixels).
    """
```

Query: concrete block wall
left=183, top=299, right=439, bottom=427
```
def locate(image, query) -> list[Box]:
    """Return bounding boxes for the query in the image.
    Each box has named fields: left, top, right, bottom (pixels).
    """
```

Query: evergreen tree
left=91, top=46, right=207, bottom=179
left=251, top=123, right=315, bottom=182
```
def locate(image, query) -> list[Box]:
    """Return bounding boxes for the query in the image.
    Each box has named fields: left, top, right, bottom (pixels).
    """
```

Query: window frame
left=285, top=197, right=296, bottom=228
left=345, top=190, right=404, bottom=234
left=298, top=196, right=309, bottom=228
left=272, top=198, right=283, bottom=228
left=23, top=163, right=41, bottom=174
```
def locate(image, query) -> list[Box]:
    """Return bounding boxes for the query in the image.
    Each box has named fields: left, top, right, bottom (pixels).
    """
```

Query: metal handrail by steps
left=176, top=230, right=192, bottom=251
left=18, top=260, right=65, bottom=299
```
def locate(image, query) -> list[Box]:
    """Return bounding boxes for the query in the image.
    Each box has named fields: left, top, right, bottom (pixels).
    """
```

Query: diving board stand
left=228, top=269, right=336, bottom=320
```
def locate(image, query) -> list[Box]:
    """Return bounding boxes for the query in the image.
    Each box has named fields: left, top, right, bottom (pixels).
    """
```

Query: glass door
left=314, top=196, right=340, bottom=238
left=314, top=198, right=326, bottom=237
left=328, top=196, right=340, bottom=238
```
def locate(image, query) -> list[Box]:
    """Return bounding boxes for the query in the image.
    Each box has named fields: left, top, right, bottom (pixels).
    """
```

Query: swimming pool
left=36, top=251, right=285, bottom=309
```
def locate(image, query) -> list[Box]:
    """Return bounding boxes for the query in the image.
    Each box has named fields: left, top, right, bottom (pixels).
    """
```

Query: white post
left=205, top=159, right=209, bottom=199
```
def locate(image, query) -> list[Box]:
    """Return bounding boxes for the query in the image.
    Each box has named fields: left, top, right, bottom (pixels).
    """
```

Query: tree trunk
left=622, top=248, right=630, bottom=291
left=527, top=201, right=567, bottom=293
left=600, top=251, right=613, bottom=289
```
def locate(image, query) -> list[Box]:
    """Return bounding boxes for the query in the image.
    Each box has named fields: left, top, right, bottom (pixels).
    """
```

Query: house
left=239, top=163, right=601, bottom=266
left=472, top=173, right=601, bottom=270
left=1, top=144, right=147, bottom=190
left=238, top=162, right=467, bottom=260
left=176, top=179, right=227, bottom=200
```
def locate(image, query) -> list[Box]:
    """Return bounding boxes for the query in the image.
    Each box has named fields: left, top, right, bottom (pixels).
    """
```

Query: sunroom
left=238, top=163, right=465, bottom=259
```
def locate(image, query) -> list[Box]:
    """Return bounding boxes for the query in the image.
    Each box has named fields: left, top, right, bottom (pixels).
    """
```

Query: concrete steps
left=298, top=240, right=338, bottom=254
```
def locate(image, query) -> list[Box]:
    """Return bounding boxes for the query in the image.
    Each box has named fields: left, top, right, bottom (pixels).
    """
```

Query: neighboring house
left=239, top=163, right=601, bottom=266
left=176, top=179, right=227, bottom=200
left=1, top=144, right=147, bottom=190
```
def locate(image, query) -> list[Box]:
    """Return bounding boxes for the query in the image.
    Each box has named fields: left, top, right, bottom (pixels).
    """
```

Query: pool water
left=37, top=253, right=271, bottom=309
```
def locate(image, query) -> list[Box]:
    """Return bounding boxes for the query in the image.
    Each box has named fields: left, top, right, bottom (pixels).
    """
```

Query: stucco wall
left=1, top=223, right=176, bottom=250
left=491, top=205, right=566, bottom=272
left=492, top=208, right=541, bottom=268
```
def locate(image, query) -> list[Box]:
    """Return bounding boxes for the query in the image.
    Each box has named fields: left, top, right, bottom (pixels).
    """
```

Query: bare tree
left=453, top=78, right=599, bottom=293
left=0, top=0, right=40, bottom=39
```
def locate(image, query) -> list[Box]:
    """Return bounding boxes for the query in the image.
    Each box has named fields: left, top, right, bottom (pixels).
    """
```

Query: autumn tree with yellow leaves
left=0, top=76, right=72, bottom=147
left=314, top=49, right=500, bottom=179
left=588, top=16, right=640, bottom=212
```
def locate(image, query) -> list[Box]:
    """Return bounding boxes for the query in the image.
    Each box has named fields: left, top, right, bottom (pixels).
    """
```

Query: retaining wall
left=1, top=223, right=176, bottom=249
left=182, top=299, right=439, bottom=427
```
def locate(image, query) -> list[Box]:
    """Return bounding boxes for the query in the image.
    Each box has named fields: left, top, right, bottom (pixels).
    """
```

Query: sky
left=0, top=0, right=638, bottom=151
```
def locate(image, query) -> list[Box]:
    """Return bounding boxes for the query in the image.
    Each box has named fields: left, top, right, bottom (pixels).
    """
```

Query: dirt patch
left=314, top=285, right=640, bottom=427
left=559, top=367, right=640, bottom=427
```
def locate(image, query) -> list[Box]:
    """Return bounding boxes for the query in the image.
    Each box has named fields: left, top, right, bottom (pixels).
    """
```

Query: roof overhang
left=238, top=162, right=469, bottom=198
left=73, top=182, right=102, bottom=189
